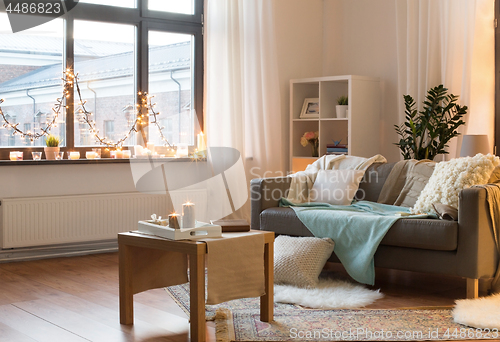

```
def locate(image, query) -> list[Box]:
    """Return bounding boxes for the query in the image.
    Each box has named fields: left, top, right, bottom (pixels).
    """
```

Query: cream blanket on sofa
left=287, top=154, right=387, bottom=203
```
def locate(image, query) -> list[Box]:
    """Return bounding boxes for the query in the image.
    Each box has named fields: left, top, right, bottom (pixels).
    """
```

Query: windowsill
left=0, top=157, right=202, bottom=166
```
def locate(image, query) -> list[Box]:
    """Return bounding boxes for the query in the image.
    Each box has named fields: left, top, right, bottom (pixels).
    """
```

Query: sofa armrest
left=457, top=187, right=499, bottom=278
left=250, top=177, right=292, bottom=230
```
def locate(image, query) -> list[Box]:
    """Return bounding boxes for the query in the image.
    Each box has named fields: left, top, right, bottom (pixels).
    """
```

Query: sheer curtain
left=205, top=0, right=283, bottom=218
left=395, top=0, right=494, bottom=159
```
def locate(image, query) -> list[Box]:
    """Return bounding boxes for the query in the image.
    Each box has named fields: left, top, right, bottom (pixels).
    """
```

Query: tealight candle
left=115, top=150, right=124, bottom=159
left=182, top=202, right=195, bottom=228
left=10, top=151, right=20, bottom=161
left=176, top=144, right=188, bottom=158
left=69, top=152, right=80, bottom=160
left=110, top=151, right=117, bottom=158
left=168, top=213, right=181, bottom=229
left=146, top=142, right=155, bottom=154
left=86, top=151, right=97, bottom=159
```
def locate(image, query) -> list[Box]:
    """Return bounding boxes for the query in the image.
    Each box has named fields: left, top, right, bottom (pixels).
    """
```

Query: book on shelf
left=326, top=144, right=348, bottom=148
left=326, top=152, right=348, bottom=155
left=326, top=148, right=348, bottom=152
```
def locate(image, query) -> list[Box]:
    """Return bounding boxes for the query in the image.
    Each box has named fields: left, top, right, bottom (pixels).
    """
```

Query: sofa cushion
left=356, top=162, right=396, bottom=202
left=260, top=207, right=457, bottom=251
left=310, top=169, right=365, bottom=205
left=274, top=235, right=335, bottom=287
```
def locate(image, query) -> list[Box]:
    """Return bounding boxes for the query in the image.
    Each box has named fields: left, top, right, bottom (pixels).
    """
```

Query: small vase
left=311, top=142, right=319, bottom=157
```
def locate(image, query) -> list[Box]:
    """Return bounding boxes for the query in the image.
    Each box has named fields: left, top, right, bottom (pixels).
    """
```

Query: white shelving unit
left=290, top=75, right=381, bottom=172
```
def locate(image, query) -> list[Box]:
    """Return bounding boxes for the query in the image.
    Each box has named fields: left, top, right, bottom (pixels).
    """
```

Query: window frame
left=0, top=0, right=203, bottom=160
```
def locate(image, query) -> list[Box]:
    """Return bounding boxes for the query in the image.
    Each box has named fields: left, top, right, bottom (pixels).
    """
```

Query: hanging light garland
left=0, top=70, right=176, bottom=150
left=0, top=69, right=72, bottom=142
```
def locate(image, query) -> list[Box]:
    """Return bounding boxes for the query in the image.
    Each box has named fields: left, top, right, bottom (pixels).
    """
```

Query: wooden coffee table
left=118, top=230, right=274, bottom=342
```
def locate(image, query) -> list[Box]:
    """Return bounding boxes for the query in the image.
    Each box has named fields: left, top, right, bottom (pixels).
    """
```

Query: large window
left=0, top=0, right=203, bottom=157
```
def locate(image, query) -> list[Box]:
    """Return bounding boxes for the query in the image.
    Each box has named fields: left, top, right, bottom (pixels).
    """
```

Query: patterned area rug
left=165, top=281, right=303, bottom=321
left=214, top=308, right=484, bottom=341
left=165, top=282, right=482, bottom=341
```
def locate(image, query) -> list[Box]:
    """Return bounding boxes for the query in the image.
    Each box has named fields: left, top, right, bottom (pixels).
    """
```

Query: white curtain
left=205, top=0, right=283, bottom=218
left=395, top=0, right=494, bottom=159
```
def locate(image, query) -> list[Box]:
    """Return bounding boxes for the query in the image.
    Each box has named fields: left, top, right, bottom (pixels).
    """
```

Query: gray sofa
left=250, top=162, right=499, bottom=298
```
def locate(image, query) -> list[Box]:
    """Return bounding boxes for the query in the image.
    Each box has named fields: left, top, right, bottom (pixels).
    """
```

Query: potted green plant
left=44, top=134, right=61, bottom=160
left=336, top=95, right=348, bottom=118
left=394, top=84, right=467, bottom=160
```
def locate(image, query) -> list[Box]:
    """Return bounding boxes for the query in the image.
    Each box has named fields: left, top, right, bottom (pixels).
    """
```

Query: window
left=0, top=0, right=203, bottom=158
left=23, top=123, right=31, bottom=145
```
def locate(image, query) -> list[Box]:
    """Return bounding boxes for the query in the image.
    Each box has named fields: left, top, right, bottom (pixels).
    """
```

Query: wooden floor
left=0, top=252, right=481, bottom=342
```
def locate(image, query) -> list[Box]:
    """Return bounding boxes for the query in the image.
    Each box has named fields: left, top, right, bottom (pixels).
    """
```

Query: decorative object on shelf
left=0, top=70, right=70, bottom=142
left=394, top=84, right=467, bottom=160
left=86, top=151, right=97, bottom=159
left=336, top=95, right=348, bottom=118
left=460, top=134, right=490, bottom=157
left=31, top=152, right=42, bottom=161
left=299, top=98, right=320, bottom=119
left=55, top=151, right=64, bottom=160
left=9, top=151, right=22, bottom=161
left=168, top=213, right=181, bottom=229
left=44, top=134, right=61, bottom=160
left=301, top=131, right=319, bottom=157
left=182, top=201, right=196, bottom=228
left=92, top=148, right=101, bottom=159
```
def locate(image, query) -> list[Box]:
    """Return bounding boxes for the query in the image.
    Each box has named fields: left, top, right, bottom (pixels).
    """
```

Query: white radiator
left=1, top=190, right=207, bottom=249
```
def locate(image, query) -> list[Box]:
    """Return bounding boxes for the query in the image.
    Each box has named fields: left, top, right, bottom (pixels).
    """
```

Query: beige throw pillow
left=412, top=154, right=500, bottom=214
left=394, top=160, right=436, bottom=208
left=274, top=235, right=335, bottom=287
left=310, top=169, right=365, bottom=205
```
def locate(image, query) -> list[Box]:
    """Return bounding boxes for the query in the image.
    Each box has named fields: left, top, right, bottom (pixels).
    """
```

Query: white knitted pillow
left=412, top=153, right=500, bottom=214
left=274, top=235, right=335, bottom=287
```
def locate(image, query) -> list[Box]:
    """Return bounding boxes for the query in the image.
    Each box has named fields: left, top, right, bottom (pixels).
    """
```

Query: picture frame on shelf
left=299, top=98, right=320, bottom=118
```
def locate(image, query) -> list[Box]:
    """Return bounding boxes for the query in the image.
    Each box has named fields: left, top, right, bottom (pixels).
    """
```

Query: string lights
left=0, top=70, right=176, bottom=150
left=0, top=69, right=72, bottom=142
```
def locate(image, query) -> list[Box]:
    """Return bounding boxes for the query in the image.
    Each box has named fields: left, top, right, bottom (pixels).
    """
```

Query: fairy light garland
left=0, top=70, right=176, bottom=150
left=0, top=70, right=72, bottom=142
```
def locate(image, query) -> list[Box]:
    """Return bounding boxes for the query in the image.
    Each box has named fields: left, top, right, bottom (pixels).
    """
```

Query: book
left=327, top=148, right=348, bottom=152
left=210, top=219, right=251, bottom=232
left=326, top=144, right=348, bottom=148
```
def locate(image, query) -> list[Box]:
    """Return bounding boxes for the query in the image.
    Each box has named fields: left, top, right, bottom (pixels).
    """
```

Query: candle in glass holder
left=182, top=202, right=195, bottom=228
left=168, top=213, right=181, bottom=229
left=115, top=150, right=124, bottom=159
left=123, top=150, right=131, bottom=158
left=86, top=151, right=97, bottom=159
left=176, top=144, right=188, bottom=158
left=110, top=150, right=117, bottom=158
left=69, top=152, right=80, bottom=160
left=10, top=151, right=22, bottom=161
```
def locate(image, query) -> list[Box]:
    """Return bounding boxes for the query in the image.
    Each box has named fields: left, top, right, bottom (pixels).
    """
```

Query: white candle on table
left=182, top=202, right=195, bottom=228
left=70, top=152, right=80, bottom=160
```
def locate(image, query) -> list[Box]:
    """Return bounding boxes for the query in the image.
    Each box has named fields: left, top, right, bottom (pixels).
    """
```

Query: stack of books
left=326, top=143, right=348, bottom=155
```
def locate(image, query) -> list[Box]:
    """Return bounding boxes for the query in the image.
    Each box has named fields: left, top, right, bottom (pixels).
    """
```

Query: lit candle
left=134, top=145, right=143, bottom=157
left=10, top=151, right=20, bottom=161
left=168, top=213, right=181, bottom=229
left=182, top=202, right=195, bottom=228
left=86, top=151, right=97, bottom=159
left=176, top=144, right=188, bottom=158
left=110, top=151, right=117, bottom=159
left=123, top=150, right=131, bottom=158
left=115, top=150, right=124, bottom=159
left=70, top=152, right=80, bottom=160
left=197, top=132, right=206, bottom=152
left=146, top=142, right=155, bottom=154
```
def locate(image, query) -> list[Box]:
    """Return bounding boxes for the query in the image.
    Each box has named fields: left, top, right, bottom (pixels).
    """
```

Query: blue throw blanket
left=280, top=199, right=431, bottom=285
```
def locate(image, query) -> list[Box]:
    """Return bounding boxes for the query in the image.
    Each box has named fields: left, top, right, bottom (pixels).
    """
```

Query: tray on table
left=137, top=220, right=222, bottom=240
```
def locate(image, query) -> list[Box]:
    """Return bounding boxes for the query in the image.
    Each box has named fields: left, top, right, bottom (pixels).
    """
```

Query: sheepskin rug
left=452, top=293, right=500, bottom=329
left=274, top=277, right=383, bottom=309
left=412, top=153, right=500, bottom=214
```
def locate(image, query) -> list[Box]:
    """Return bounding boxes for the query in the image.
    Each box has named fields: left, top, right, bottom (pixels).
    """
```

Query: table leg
left=189, top=251, right=206, bottom=342
left=260, top=240, right=274, bottom=322
left=119, top=243, right=134, bottom=324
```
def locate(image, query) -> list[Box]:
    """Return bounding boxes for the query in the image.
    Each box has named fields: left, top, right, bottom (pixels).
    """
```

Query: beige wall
left=322, top=0, right=401, bottom=162
left=273, top=0, right=324, bottom=171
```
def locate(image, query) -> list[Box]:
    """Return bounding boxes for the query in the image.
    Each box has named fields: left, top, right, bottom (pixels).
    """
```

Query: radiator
left=1, top=190, right=207, bottom=249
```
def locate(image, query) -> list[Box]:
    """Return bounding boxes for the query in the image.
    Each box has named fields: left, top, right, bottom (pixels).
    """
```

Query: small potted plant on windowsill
left=44, top=135, right=61, bottom=160
left=336, top=95, right=348, bottom=118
